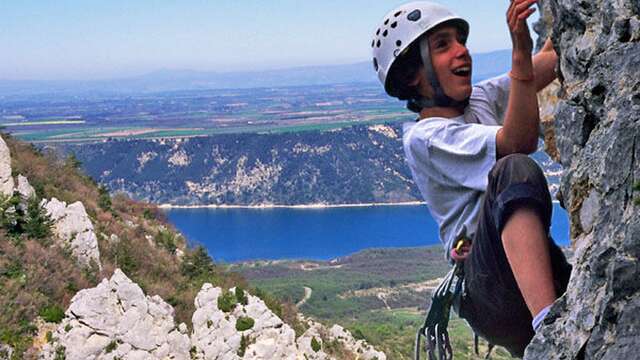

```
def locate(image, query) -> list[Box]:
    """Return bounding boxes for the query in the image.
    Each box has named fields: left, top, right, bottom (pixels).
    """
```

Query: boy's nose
left=453, top=41, right=470, bottom=59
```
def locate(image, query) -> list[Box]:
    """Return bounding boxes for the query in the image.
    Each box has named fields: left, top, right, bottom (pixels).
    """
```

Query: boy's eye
left=434, top=39, right=448, bottom=49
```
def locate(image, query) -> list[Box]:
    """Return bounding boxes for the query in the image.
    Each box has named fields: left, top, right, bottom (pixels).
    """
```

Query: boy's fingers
left=518, top=7, right=536, bottom=21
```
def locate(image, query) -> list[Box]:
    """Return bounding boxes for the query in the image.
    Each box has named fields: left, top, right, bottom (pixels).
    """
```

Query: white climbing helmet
left=371, top=1, right=469, bottom=97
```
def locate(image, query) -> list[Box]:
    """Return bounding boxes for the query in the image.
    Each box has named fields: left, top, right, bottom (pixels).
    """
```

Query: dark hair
left=386, top=40, right=423, bottom=101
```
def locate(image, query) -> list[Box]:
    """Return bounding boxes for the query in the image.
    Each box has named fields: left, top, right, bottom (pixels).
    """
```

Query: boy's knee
left=490, top=153, right=544, bottom=186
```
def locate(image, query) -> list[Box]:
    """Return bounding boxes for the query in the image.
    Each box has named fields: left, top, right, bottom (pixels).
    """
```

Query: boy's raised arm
left=496, top=0, right=540, bottom=158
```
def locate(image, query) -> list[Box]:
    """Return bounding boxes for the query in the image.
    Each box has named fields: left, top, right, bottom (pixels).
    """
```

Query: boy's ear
left=408, top=68, right=422, bottom=87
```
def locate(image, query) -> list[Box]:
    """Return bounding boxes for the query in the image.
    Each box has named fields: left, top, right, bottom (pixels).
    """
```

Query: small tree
left=97, top=185, right=112, bottom=212
left=23, top=196, right=53, bottom=242
left=180, top=246, right=215, bottom=279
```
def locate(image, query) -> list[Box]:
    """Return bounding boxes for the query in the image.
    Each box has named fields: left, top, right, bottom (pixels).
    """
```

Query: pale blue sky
left=0, top=1, right=538, bottom=80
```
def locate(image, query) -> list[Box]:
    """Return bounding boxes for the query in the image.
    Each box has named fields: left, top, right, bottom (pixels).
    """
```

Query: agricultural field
left=0, top=82, right=409, bottom=143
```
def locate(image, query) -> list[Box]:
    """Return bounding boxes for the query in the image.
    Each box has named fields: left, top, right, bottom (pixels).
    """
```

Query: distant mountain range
left=0, top=50, right=511, bottom=96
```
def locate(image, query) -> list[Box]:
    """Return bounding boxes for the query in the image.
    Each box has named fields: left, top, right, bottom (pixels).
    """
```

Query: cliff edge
left=525, top=0, right=640, bottom=358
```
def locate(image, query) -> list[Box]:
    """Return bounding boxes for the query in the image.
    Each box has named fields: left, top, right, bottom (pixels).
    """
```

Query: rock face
left=525, top=1, right=640, bottom=359
left=0, top=135, right=14, bottom=197
left=16, top=174, right=36, bottom=200
left=41, top=269, right=191, bottom=360
left=42, top=273, right=387, bottom=360
left=191, top=284, right=299, bottom=359
left=42, top=197, right=102, bottom=270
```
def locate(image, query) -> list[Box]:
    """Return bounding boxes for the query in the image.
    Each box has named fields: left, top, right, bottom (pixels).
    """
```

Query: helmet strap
left=414, top=37, right=469, bottom=110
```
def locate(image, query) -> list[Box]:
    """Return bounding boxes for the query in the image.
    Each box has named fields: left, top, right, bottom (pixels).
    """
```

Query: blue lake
left=164, top=203, right=570, bottom=263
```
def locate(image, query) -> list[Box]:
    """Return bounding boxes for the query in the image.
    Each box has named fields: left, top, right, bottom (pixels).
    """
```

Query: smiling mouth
left=452, top=66, right=471, bottom=77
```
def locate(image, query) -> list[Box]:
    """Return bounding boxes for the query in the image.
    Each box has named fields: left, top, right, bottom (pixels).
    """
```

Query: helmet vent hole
left=371, top=40, right=375, bottom=48
left=383, top=29, right=388, bottom=37
left=373, top=58, right=379, bottom=71
left=384, top=18, right=389, bottom=25
left=376, top=28, right=380, bottom=35
left=407, top=9, right=421, bottom=22
left=376, top=40, right=381, bottom=47
left=394, top=11, right=402, bottom=17
left=396, top=40, right=402, bottom=47
left=390, top=21, right=397, bottom=29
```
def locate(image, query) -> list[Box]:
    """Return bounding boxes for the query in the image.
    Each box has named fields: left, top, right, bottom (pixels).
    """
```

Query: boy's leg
left=502, top=205, right=556, bottom=317
left=459, top=153, right=572, bottom=357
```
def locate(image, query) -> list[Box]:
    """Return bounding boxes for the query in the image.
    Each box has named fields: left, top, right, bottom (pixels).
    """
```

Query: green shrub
left=105, top=340, right=117, bottom=353
left=2, top=259, right=24, bottom=279
left=64, top=324, right=72, bottom=332
left=207, top=320, right=213, bottom=328
left=54, top=345, right=66, bottom=360
left=97, top=185, right=112, bottom=212
left=218, top=291, right=237, bottom=313
left=39, top=305, right=65, bottom=323
left=352, top=328, right=366, bottom=340
left=46, top=331, right=53, bottom=343
left=65, top=154, right=82, bottom=169
left=237, top=334, right=249, bottom=357
left=154, top=229, right=177, bottom=254
left=235, top=316, right=255, bottom=331
left=235, top=287, right=248, bottom=305
left=23, top=196, right=53, bottom=241
left=143, top=208, right=155, bottom=220
left=181, top=246, right=215, bottom=279
left=311, top=336, right=321, bottom=352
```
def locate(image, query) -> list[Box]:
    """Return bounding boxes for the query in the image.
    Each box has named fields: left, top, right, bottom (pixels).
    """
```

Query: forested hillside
left=57, top=123, right=561, bottom=206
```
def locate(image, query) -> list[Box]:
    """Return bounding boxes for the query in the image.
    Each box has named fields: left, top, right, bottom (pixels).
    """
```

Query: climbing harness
left=414, top=241, right=465, bottom=360
left=415, top=237, right=497, bottom=360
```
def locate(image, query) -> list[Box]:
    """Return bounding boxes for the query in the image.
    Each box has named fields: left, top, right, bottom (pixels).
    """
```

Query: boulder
left=40, top=269, right=191, bottom=360
left=16, top=174, right=36, bottom=200
left=42, top=197, right=102, bottom=270
left=0, top=135, right=14, bottom=197
left=191, top=284, right=298, bottom=360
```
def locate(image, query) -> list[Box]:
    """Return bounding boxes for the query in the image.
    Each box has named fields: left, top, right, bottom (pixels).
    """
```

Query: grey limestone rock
left=0, top=135, right=14, bottom=197
left=191, top=284, right=299, bottom=360
left=40, top=269, right=191, bottom=360
left=42, top=197, right=102, bottom=270
left=16, top=174, right=36, bottom=200
left=524, top=0, right=640, bottom=358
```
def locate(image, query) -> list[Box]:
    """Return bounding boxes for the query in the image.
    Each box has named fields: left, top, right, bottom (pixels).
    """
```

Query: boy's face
left=415, top=25, right=473, bottom=102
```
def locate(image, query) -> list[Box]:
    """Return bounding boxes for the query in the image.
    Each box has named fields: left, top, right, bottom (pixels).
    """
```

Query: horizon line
left=0, top=49, right=511, bottom=83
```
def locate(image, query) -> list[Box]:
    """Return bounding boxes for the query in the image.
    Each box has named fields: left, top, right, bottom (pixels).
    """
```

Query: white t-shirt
left=402, top=74, right=511, bottom=261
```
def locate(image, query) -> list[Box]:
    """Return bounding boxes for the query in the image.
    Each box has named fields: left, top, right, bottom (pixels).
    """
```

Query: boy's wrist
left=511, top=53, right=534, bottom=79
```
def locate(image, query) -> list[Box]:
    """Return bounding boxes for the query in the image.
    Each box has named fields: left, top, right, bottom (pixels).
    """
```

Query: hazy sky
left=1, top=0, right=539, bottom=80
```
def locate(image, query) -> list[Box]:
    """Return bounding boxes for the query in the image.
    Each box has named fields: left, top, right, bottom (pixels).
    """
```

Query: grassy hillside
left=0, top=133, right=297, bottom=359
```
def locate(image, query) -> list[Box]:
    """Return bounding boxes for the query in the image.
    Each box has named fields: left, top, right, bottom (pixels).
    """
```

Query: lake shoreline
left=158, top=201, right=425, bottom=210
left=159, top=200, right=561, bottom=210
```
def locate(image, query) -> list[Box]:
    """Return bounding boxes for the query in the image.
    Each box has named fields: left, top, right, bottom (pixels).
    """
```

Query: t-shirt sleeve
left=409, top=122, right=500, bottom=191
left=470, top=74, right=511, bottom=125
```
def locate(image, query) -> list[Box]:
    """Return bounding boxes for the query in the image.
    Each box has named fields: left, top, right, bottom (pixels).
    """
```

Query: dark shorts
left=458, top=154, right=572, bottom=358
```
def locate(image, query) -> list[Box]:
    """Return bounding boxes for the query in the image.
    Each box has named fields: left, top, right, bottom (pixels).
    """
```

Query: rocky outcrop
left=191, top=284, right=299, bottom=359
left=16, top=174, right=36, bottom=200
left=525, top=1, right=640, bottom=358
left=42, top=197, right=102, bottom=270
left=0, top=135, right=14, bottom=197
left=41, top=269, right=191, bottom=360
left=42, top=271, right=387, bottom=360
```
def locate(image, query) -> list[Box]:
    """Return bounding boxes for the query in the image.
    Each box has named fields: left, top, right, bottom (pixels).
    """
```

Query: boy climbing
left=371, top=1, right=572, bottom=357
